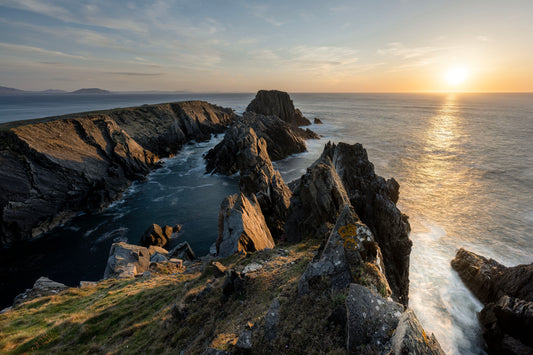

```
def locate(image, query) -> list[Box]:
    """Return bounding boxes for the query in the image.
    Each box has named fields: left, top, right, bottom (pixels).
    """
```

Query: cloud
left=290, top=45, right=359, bottom=69
left=105, top=72, right=163, bottom=76
left=0, top=42, right=86, bottom=60
left=245, top=3, right=283, bottom=26
left=378, top=42, right=444, bottom=59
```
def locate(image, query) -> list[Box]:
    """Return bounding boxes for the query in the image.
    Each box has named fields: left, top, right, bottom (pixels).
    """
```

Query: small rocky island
left=0, top=90, right=444, bottom=354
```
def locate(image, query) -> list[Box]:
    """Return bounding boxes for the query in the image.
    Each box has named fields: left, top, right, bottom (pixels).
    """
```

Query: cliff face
left=0, top=101, right=236, bottom=246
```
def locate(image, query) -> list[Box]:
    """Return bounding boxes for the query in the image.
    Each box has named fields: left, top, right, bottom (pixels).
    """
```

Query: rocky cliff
left=0, top=101, right=236, bottom=245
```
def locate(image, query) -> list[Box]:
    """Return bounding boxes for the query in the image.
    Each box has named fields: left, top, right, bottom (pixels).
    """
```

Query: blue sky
left=1, top=0, right=532, bottom=92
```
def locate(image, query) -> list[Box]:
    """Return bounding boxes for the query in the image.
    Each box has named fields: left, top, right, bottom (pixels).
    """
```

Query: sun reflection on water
left=407, top=94, right=485, bottom=355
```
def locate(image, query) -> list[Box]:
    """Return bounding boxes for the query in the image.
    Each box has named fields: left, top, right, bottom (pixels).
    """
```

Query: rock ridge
left=0, top=101, right=236, bottom=246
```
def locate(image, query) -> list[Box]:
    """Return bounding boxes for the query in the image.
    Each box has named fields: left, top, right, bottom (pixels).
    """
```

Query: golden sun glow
left=445, top=67, right=469, bottom=86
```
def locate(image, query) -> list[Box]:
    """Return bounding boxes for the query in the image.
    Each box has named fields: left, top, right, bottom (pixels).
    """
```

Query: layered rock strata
left=452, top=248, right=533, bottom=354
left=0, top=101, right=235, bottom=245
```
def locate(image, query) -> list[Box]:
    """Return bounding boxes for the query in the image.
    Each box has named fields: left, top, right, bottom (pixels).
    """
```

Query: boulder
left=139, top=224, right=167, bottom=248
left=246, top=89, right=311, bottom=126
left=298, top=204, right=390, bottom=296
left=285, top=146, right=350, bottom=241
left=13, top=277, right=68, bottom=307
left=150, top=252, right=168, bottom=263
left=103, top=242, right=150, bottom=279
left=169, top=241, right=196, bottom=261
left=217, top=193, right=275, bottom=258
left=346, top=283, right=403, bottom=353
left=314, top=117, right=323, bottom=124
left=328, top=142, right=412, bottom=305
left=391, top=308, right=445, bottom=355
left=451, top=248, right=533, bottom=304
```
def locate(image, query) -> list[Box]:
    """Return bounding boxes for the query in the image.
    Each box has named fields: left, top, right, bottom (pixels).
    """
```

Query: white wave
left=94, top=227, right=128, bottom=244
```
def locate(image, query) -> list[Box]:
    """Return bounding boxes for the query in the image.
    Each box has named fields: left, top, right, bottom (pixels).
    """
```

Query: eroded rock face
left=246, top=90, right=311, bottom=126
left=329, top=142, right=412, bottom=305
left=206, top=125, right=291, bottom=238
left=451, top=248, right=533, bottom=304
left=0, top=101, right=236, bottom=246
left=217, top=193, right=275, bottom=257
left=298, top=204, right=390, bottom=297
left=205, top=113, right=312, bottom=173
left=103, top=242, right=150, bottom=279
left=285, top=148, right=350, bottom=242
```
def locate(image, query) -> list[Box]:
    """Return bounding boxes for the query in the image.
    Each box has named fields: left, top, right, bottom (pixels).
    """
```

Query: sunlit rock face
left=0, top=101, right=236, bottom=246
left=216, top=193, right=275, bottom=257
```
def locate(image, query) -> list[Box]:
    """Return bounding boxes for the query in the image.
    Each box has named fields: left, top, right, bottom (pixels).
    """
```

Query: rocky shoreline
left=1, top=90, right=445, bottom=354
left=452, top=248, right=533, bottom=354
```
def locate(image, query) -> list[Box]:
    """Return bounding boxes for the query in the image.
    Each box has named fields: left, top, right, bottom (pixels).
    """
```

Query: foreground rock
left=287, top=142, right=412, bottom=305
left=217, top=193, right=274, bottom=257
left=13, top=277, right=68, bottom=307
left=452, top=248, right=533, bottom=354
left=0, top=101, right=235, bottom=246
left=104, top=242, right=150, bottom=279
left=246, top=89, right=311, bottom=126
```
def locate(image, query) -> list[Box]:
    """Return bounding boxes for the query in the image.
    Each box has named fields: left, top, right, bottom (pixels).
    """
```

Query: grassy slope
left=0, top=240, right=346, bottom=355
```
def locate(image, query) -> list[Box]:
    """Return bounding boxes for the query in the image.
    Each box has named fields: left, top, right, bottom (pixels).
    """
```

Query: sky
left=0, top=0, right=532, bottom=92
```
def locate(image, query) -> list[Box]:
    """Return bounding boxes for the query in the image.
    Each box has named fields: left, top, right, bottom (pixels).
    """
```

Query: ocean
left=1, top=92, right=532, bottom=354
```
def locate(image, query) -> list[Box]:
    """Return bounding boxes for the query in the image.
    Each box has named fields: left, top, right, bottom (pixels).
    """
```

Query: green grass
left=0, top=241, right=320, bottom=354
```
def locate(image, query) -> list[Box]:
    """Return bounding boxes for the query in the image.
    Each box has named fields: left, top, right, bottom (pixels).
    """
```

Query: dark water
left=1, top=93, right=532, bottom=354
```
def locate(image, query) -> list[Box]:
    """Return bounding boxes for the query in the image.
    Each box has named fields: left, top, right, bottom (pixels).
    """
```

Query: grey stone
left=103, top=242, right=150, bottom=279
left=150, top=252, right=168, bottom=263
left=298, top=204, right=389, bottom=296
left=236, top=329, right=253, bottom=350
left=265, top=298, right=280, bottom=340
left=346, top=283, right=403, bottom=353
left=242, top=262, right=263, bottom=275
left=390, top=308, right=445, bottom=355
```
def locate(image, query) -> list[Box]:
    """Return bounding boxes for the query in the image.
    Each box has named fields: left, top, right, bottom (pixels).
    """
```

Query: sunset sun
left=445, top=66, right=469, bottom=86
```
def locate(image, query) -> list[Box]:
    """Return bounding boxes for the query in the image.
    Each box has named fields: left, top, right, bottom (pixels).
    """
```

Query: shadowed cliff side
left=0, top=101, right=236, bottom=246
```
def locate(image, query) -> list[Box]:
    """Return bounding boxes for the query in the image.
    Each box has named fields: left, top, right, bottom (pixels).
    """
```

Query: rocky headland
left=0, top=90, right=444, bottom=354
left=452, top=248, right=533, bottom=354
left=0, top=101, right=236, bottom=246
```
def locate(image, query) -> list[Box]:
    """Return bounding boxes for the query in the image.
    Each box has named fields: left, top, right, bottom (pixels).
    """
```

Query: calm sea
left=1, top=92, right=532, bottom=354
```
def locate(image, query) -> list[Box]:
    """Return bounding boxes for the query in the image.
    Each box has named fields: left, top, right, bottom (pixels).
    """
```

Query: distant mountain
left=70, top=88, right=111, bottom=94
left=0, top=86, right=26, bottom=95
left=40, top=89, right=68, bottom=94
